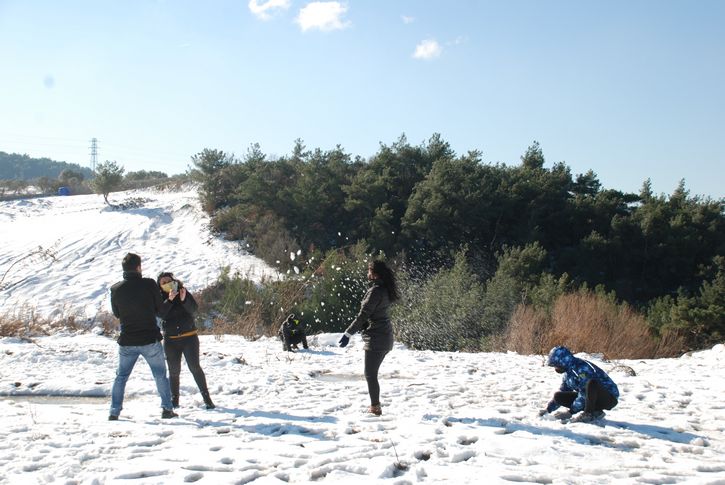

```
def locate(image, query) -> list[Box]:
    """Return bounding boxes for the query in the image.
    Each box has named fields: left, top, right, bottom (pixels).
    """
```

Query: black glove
left=338, top=335, right=349, bottom=348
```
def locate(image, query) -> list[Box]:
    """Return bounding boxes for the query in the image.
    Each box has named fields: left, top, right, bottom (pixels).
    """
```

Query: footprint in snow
left=22, top=461, right=50, bottom=472
left=450, top=449, right=477, bottom=463
left=115, top=470, right=168, bottom=480
left=184, top=471, right=203, bottom=482
left=457, top=435, right=478, bottom=446
left=414, top=450, right=432, bottom=461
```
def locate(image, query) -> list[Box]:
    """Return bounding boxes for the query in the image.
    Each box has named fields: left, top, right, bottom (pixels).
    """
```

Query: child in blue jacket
left=540, top=346, right=619, bottom=423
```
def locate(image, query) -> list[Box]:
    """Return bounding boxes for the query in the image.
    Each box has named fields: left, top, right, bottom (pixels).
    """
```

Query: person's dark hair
left=156, top=271, right=174, bottom=286
left=122, top=253, right=141, bottom=272
left=370, top=260, right=400, bottom=302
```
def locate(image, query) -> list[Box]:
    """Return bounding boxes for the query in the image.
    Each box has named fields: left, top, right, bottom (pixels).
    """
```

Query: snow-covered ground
left=0, top=186, right=276, bottom=319
left=1, top=186, right=724, bottom=484
left=0, top=334, right=724, bottom=484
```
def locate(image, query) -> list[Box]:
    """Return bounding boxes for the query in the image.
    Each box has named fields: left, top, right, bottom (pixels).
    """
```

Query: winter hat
left=547, top=346, right=574, bottom=368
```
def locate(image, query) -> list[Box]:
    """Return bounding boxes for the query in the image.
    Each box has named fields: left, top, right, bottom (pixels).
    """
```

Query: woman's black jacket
left=158, top=291, right=198, bottom=337
left=344, top=279, right=394, bottom=352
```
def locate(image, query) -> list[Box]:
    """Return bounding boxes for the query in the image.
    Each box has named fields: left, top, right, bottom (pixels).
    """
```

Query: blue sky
left=0, top=0, right=723, bottom=198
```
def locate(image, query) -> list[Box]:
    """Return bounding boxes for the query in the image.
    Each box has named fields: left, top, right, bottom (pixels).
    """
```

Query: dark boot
left=368, top=404, right=382, bottom=416
left=201, top=391, right=215, bottom=410
left=161, top=409, right=178, bottom=419
left=172, top=395, right=179, bottom=408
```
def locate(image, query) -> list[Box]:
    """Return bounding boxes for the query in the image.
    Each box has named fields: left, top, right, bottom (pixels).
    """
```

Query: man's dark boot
left=161, top=409, right=178, bottom=419
left=171, top=395, right=179, bottom=408
left=201, top=391, right=215, bottom=410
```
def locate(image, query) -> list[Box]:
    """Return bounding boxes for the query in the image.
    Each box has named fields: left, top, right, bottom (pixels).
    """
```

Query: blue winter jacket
left=546, top=346, right=619, bottom=414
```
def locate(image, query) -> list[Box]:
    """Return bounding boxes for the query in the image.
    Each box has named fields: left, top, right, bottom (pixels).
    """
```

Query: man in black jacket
left=108, top=253, right=177, bottom=420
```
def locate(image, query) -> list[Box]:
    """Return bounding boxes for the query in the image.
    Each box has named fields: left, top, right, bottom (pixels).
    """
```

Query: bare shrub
left=649, top=328, right=687, bottom=358
left=546, top=291, right=684, bottom=359
left=0, top=314, right=33, bottom=337
left=196, top=270, right=306, bottom=339
left=214, top=317, right=260, bottom=339
left=502, top=290, right=686, bottom=359
left=92, top=311, right=119, bottom=337
left=208, top=302, right=265, bottom=338
left=0, top=305, right=54, bottom=337
left=0, top=312, right=56, bottom=337
left=0, top=306, right=111, bottom=337
left=154, top=176, right=190, bottom=191
left=503, top=304, right=550, bottom=355
left=0, top=246, right=58, bottom=291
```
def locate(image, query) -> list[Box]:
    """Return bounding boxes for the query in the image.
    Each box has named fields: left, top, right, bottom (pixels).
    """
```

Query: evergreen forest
left=189, top=135, right=724, bottom=356
left=0, top=151, right=94, bottom=181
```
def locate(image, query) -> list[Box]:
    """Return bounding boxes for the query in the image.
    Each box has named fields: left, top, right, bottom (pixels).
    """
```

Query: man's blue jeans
left=110, top=341, right=173, bottom=416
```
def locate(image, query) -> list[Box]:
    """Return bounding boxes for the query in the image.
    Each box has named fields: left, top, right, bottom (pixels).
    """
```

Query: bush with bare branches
left=503, top=290, right=685, bottom=359
left=0, top=306, right=110, bottom=338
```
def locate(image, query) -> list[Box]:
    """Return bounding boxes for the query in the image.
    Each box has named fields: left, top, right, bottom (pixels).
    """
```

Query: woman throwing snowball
left=339, top=260, right=400, bottom=416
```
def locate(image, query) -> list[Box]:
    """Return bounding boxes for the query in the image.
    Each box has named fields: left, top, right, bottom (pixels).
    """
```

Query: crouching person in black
left=279, top=314, right=308, bottom=352
left=157, top=272, right=215, bottom=410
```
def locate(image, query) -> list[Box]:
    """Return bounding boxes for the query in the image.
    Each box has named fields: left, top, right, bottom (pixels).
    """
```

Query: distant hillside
left=0, top=151, right=94, bottom=180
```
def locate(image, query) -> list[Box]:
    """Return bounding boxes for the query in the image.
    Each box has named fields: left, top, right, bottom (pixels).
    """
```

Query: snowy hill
left=0, top=185, right=276, bottom=319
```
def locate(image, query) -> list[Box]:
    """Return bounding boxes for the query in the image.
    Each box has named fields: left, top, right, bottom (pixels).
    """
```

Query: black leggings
left=364, top=350, right=389, bottom=406
left=164, top=335, right=209, bottom=397
left=554, top=379, right=618, bottom=413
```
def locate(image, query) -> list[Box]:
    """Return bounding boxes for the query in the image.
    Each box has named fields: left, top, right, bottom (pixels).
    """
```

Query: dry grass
left=504, top=304, right=551, bottom=356
left=0, top=306, right=117, bottom=338
left=196, top=275, right=306, bottom=339
left=503, top=290, right=685, bottom=359
left=207, top=305, right=267, bottom=338
left=194, top=282, right=266, bottom=338
left=92, top=311, right=119, bottom=336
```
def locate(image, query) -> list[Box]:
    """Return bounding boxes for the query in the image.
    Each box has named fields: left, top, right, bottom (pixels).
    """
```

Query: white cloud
left=296, top=2, right=351, bottom=32
left=249, top=0, right=291, bottom=20
left=413, top=39, right=442, bottom=60
left=401, top=15, right=415, bottom=24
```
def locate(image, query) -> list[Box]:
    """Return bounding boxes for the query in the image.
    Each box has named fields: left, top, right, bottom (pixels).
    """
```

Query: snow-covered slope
left=0, top=186, right=276, bottom=319
left=1, top=186, right=724, bottom=484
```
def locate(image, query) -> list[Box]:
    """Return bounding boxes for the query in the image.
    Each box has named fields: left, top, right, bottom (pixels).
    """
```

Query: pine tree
left=92, top=161, right=124, bottom=205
